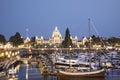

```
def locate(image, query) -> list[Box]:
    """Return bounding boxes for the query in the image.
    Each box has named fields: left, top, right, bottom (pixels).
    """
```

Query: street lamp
left=8, top=54, right=10, bottom=58
left=12, top=52, right=14, bottom=56
left=2, top=52, right=4, bottom=57
left=5, top=51, right=8, bottom=55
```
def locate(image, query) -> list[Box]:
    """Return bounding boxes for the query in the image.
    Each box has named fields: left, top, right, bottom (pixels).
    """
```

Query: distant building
left=0, top=43, right=4, bottom=49
left=50, top=26, right=63, bottom=45
left=4, top=42, right=13, bottom=49
left=82, top=36, right=88, bottom=45
left=77, top=36, right=89, bottom=47
left=35, top=26, right=78, bottom=47
left=23, top=26, right=98, bottom=48
left=24, top=37, right=30, bottom=43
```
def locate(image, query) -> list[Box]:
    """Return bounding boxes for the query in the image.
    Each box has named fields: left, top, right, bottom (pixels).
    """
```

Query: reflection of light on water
left=105, top=70, right=120, bottom=80
left=107, top=69, right=120, bottom=76
left=16, top=64, right=120, bottom=80
left=16, top=64, right=44, bottom=80
left=26, top=64, right=29, bottom=80
left=58, top=76, right=105, bottom=80
left=15, top=64, right=20, bottom=72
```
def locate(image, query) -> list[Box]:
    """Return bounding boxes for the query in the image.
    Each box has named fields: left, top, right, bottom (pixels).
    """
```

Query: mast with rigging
left=88, top=18, right=92, bottom=71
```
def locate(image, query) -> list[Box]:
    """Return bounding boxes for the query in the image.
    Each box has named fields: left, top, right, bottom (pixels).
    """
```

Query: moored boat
left=57, top=18, right=106, bottom=77
left=58, top=68, right=105, bottom=77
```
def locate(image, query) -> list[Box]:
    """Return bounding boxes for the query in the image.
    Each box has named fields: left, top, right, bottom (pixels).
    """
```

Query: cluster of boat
left=50, top=51, right=120, bottom=77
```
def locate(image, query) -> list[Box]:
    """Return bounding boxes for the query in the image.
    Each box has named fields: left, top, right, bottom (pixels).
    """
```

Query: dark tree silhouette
left=9, top=32, right=24, bottom=46
left=107, top=37, right=120, bottom=46
left=30, top=36, right=36, bottom=47
left=0, top=34, right=6, bottom=44
left=62, top=28, right=73, bottom=48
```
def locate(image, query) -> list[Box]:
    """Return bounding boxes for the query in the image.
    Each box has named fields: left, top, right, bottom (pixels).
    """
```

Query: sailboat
left=57, top=18, right=105, bottom=77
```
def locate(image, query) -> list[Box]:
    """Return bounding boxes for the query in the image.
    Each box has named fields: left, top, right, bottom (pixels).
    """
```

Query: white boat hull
left=58, top=68, right=105, bottom=77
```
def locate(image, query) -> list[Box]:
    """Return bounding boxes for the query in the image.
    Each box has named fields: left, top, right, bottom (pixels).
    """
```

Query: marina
left=0, top=0, right=120, bottom=80
left=0, top=24, right=120, bottom=80
left=0, top=48, right=120, bottom=80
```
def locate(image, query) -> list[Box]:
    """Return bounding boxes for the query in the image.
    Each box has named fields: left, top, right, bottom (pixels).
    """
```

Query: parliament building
left=34, top=27, right=78, bottom=47
left=24, top=26, right=89, bottom=48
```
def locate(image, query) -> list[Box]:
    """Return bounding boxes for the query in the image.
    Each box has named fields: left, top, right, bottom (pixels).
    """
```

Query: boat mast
left=88, top=18, right=92, bottom=71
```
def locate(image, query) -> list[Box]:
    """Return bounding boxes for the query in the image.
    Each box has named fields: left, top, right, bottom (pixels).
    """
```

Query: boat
left=8, top=67, right=16, bottom=75
left=57, top=53, right=105, bottom=77
left=8, top=66, right=18, bottom=80
left=57, top=18, right=105, bottom=77
left=58, top=68, right=105, bottom=77
left=55, top=54, right=80, bottom=68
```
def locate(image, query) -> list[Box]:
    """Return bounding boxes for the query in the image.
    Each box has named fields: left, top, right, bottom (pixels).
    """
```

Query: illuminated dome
left=51, top=26, right=62, bottom=44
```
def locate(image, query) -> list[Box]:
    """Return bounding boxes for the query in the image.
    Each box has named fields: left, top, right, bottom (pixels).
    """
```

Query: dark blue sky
left=0, top=0, right=120, bottom=40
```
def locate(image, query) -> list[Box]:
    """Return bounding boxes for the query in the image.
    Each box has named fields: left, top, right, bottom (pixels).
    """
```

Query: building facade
left=35, top=26, right=79, bottom=47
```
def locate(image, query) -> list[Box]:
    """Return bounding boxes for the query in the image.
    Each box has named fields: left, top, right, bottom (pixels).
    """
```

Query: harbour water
left=16, top=64, right=120, bottom=80
left=1, top=50, right=119, bottom=80
left=16, top=65, right=57, bottom=80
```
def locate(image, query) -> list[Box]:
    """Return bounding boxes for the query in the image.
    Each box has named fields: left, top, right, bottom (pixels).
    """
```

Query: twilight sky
left=0, top=0, right=120, bottom=40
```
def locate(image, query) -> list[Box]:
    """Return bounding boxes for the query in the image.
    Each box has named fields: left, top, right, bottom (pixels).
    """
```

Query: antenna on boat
left=88, top=18, right=92, bottom=71
left=88, top=18, right=91, bottom=40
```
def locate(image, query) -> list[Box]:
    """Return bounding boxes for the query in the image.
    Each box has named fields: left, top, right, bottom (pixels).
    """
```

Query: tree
left=30, top=36, right=36, bottom=47
left=62, top=28, right=73, bottom=48
left=107, top=37, right=120, bottom=46
left=91, top=35, right=101, bottom=45
left=31, top=36, right=36, bottom=43
left=9, top=32, right=24, bottom=46
left=0, top=34, right=6, bottom=44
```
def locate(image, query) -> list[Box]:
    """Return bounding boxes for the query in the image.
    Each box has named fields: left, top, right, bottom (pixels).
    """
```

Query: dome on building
left=52, top=26, right=62, bottom=38
left=51, top=26, right=63, bottom=44
left=34, top=26, right=79, bottom=47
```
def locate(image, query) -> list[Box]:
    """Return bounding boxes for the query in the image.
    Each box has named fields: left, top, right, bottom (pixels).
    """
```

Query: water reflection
left=58, top=76, right=105, bottom=80
left=105, top=69, right=120, bottom=80
left=15, top=64, right=120, bottom=80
